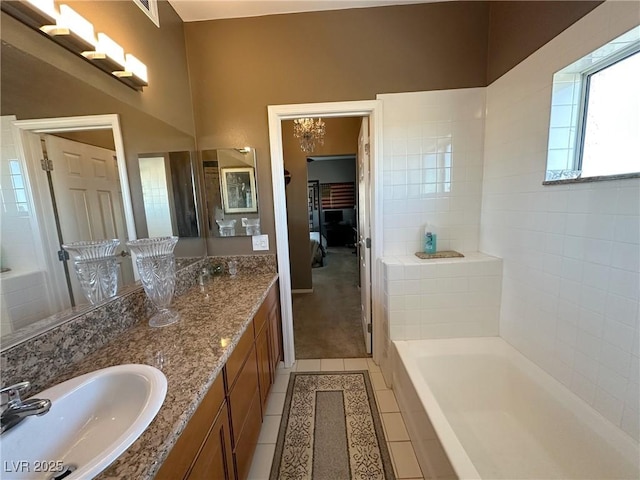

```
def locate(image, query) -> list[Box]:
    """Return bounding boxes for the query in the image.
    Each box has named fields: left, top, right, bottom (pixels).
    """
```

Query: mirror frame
left=2, top=114, right=137, bottom=351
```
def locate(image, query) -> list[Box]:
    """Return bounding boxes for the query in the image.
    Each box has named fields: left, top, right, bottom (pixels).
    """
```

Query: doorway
left=293, top=149, right=363, bottom=359
left=267, top=100, right=383, bottom=368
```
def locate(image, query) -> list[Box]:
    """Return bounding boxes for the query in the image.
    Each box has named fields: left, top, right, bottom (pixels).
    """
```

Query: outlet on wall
left=252, top=234, right=269, bottom=251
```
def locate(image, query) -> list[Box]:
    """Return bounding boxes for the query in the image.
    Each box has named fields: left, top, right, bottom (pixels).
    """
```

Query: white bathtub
left=392, top=337, right=640, bottom=480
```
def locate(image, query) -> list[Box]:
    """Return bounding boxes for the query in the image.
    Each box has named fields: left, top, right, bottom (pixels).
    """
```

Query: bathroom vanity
left=155, top=282, right=281, bottom=480
left=1, top=258, right=281, bottom=480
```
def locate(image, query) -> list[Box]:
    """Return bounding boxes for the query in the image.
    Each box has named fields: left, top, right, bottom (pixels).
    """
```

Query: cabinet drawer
left=156, top=373, right=225, bottom=479
left=233, top=388, right=262, bottom=480
left=224, top=324, right=255, bottom=390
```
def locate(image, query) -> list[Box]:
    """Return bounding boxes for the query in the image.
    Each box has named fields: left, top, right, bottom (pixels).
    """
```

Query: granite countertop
left=51, top=272, right=278, bottom=480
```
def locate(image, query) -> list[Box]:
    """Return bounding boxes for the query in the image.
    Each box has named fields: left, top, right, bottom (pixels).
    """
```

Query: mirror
left=0, top=32, right=201, bottom=350
left=137, top=151, right=200, bottom=238
left=202, top=148, right=261, bottom=237
left=0, top=114, right=138, bottom=346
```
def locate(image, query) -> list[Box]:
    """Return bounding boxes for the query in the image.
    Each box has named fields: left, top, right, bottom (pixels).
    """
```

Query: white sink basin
left=0, top=364, right=167, bottom=480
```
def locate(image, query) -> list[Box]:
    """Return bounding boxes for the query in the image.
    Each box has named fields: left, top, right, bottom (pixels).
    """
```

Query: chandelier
left=293, top=118, right=326, bottom=153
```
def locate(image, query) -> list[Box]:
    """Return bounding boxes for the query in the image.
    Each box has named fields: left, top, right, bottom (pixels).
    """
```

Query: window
left=7, top=160, right=30, bottom=216
left=545, top=26, right=640, bottom=183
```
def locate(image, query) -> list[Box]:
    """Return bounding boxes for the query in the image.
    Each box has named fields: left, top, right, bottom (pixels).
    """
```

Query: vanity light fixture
left=112, top=53, right=149, bottom=89
left=39, top=4, right=95, bottom=52
left=54, top=5, right=96, bottom=47
left=82, top=32, right=126, bottom=74
left=94, top=32, right=126, bottom=67
left=1, top=0, right=149, bottom=91
left=1, top=0, right=55, bottom=30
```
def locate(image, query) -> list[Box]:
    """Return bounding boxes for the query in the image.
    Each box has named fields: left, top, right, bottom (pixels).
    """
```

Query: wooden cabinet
left=267, top=284, right=282, bottom=377
left=187, top=403, right=234, bottom=480
left=157, top=281, right=282, bottom=480
left=156, top=374, right=231, bottom=480
left=254, top=283, right=282, bottom=413
left=255, top=322, right=271, bottom=410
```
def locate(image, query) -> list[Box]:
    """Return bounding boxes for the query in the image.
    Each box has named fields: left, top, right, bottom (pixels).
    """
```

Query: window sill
left=543, top=172, right=640, bottom=186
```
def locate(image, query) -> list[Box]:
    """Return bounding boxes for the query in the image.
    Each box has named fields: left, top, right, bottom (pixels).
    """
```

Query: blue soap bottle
left=424, top=224, right=437, bottom=254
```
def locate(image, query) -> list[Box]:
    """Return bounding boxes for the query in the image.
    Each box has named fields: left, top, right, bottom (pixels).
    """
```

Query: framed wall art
left=220, top=167, right=258, bottom=214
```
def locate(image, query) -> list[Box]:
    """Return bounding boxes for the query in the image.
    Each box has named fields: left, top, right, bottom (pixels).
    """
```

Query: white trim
left=268, top=100, right=384, bottom=368
left=133, top=0, right=160, bottom=27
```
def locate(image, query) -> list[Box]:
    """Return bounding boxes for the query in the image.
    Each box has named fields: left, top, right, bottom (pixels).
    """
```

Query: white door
left=357, top=117, right=372, bottom=354
left=45, top=135, right=134, bottom=304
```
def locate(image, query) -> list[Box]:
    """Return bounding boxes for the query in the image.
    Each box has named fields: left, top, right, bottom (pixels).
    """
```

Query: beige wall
left=185, top=1, right=491, bottom=256
left=486, top=1, right=603, bottom=83
left=284, top=117, right=362, bottom=290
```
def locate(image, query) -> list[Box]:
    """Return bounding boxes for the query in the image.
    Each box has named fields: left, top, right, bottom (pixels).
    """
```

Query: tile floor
left=248, top=357, right=425, bottom=480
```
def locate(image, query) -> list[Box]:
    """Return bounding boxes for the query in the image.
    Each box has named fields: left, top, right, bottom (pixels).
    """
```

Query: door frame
left=267, top=100, right=383, bottom=368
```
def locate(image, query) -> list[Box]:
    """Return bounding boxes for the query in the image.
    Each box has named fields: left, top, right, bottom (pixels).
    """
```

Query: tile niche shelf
left=1, top=0, right=148, bottom=91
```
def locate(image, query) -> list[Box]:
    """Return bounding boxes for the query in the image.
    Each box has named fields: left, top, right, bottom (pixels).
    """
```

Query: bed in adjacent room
left=310, top=232, right=327, bottom=267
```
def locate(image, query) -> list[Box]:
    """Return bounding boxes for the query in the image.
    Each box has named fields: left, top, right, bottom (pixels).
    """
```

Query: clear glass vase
left=62, top=239, right=121, bottom=305
left=216, top=219, right=236, bottom=237
left=126, top=236, right=179, bottom=327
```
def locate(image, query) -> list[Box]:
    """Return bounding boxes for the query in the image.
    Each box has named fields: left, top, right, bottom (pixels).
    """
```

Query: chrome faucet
left=1, top=381, right=51, bottom=434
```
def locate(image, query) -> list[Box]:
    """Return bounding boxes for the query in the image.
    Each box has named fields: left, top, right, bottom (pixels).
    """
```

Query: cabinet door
left=256, top=323, right=271, bottom=411
left=156, top=375, right=225, bottom=480
left=187, top=403, right=234, bottom=480
left=228, top=345, right=259, bottom=446
left=233, top=389, right=262, bottom=480
left=267, top=296, right=282, bottom=374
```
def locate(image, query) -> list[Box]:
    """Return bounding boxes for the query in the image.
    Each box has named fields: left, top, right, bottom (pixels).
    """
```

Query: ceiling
left=168, top=0, right=441, bottom=22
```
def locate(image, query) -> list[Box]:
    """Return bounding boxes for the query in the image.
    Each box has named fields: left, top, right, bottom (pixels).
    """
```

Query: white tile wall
left=382, top=253, right=502, bottom=341
left=0, top=116, right=41, bottom=272
left=481, top=2, right=640, bottom=440
left=0, top=270, right=52, bottom=334
left=377, top=89, right=486, bottom=256
left=139, top=156, right=174, bottom=237
left=0, top=116, right=54, bottom=335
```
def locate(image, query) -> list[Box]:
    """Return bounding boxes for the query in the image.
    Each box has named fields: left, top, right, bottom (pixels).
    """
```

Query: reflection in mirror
left=202, top=148, right=260, bottom=237
left=138, top=151, right=199, bottom=238
left=0, top=114, right=136, bottom=347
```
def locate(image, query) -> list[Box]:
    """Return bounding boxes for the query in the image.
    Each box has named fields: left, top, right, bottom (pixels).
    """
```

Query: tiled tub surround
left=480, top=2, right=640, bottom=440
left=382, top=253, right=503, bottom=341
left=2, top=261, right=278, bottom=479
left=373, top=2, right=639, bottom=444
left=377, top=88, right=486, bottom=257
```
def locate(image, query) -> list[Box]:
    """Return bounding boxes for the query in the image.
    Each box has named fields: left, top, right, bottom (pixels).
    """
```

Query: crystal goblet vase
left=62, top=239, right=121, bottom=305
left=126, top=236, right=179, bottom=328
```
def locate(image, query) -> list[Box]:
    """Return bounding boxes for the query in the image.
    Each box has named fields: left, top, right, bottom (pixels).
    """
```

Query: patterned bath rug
left=270, top=371, right=395, bottom=480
